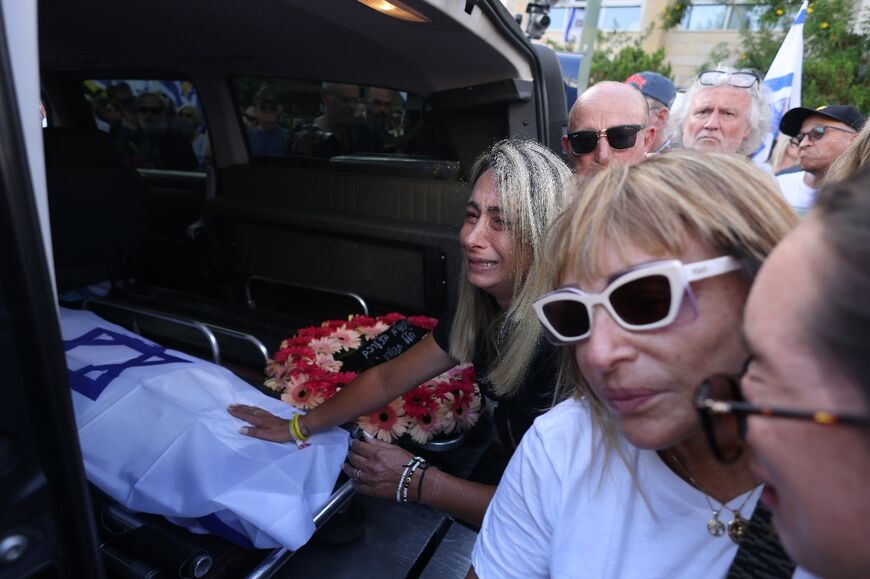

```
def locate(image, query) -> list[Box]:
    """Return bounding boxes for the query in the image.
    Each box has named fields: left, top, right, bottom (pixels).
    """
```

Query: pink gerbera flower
left=281, top=379, right=325, bottom=410
left=357, top=320, right=390, bottom=340
left=329, top=327, right=361, bottom=350
left=308, top=336, right=342, bottom=356
left=357, top=399, right=409, bottom=442
left=402, top=385, right=438, bottom=418
left=314, top=352, right=343, bottom=373
left=408, top=409, right=442, bottom=444
left=441, top=389, right=481, bottom=433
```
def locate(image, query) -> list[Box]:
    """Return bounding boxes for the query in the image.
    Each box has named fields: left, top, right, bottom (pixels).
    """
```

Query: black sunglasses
left=566, top=124, right=645, bottom=155
left=139, top=106, right=164, bottom=115
left=695, top=374, right=870, bottom=463
left=789, top=125, right=857, bottom=147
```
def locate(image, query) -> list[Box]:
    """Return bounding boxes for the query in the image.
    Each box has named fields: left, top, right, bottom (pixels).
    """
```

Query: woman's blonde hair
left=769, top=134, right=799, bottom=173
left=825, top=122, right=870, bottom=185
left=547, top=150, right=799, bottom=455
left=449, top=138, right=571, bottom=398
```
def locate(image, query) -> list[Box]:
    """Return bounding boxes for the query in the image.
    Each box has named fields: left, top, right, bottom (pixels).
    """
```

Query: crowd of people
left=224, top=67, right=870, bottom=578
left=89, top=81, right=208, bottom=170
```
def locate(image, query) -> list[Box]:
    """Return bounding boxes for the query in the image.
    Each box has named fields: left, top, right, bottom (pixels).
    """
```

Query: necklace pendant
left=707, top=513, right=726, bottom=537
left=727, top=512, right=749, bottom=543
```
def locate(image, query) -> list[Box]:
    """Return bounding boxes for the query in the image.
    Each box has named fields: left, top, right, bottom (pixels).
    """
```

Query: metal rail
left=245, top=275, right=370, bottom=316
left=81, top=298, right=270, bottom=366
left=83, top=297, right=221, bottom=364
left=243, top=480, right=357, bottom=579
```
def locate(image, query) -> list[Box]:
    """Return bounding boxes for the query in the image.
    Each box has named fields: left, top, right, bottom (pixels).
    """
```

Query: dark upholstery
left=221, top=164, right=468, bottom=226
left=209, top=164, right=467, bottom=314
left=43, top=128, right=146, bottom=292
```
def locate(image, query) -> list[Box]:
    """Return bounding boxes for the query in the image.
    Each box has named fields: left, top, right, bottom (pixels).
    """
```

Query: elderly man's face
left=139, top=95, right=167, bottom=136
left=682, top=87, right=752, bottom=154
left=795, top=115, right=857, bottom=176
left=562, top=85, right=653, bottom=176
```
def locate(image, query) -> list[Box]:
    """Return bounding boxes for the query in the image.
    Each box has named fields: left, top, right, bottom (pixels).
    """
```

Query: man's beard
left=141, top=115, right=168, bottom=136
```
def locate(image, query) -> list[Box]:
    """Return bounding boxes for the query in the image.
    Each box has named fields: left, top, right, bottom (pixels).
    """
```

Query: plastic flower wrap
left=264, top=313, right=480, bottom=443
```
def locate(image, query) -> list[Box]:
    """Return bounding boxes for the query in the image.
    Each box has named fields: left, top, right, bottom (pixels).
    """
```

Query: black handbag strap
left=727, top=502, right=797, bottom=579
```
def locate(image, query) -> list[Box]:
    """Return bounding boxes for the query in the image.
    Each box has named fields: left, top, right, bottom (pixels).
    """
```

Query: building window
left=680, top=3, right=785, bottom=31
left=548, top=7, right=569, bottom=30
left=598, top=5, right=642, bottom=31
left=681, top=3, right=728, bottom=30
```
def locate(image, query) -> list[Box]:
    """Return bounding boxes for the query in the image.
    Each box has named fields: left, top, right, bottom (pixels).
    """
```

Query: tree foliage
left=663, top=0, right=870, bottom=110
left=589, top=28, right=674, bottom=84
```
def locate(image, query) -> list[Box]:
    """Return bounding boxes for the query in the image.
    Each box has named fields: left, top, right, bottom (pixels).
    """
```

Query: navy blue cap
left=780, top=104, right=866, bottom=136
left=625, top=71, right=677, bottom=108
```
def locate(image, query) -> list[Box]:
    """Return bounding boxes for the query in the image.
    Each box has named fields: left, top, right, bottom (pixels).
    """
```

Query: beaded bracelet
left=396, top=456, right=426, bottom=503
left=403, top=459, right=426, bottom=503
left=396, top=458, right=417, bottom=503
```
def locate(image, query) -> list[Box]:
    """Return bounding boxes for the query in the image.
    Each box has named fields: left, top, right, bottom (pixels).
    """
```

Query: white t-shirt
left=472, top=398, right=804, bottom=579
left=776, top=171, right=818, bottom=216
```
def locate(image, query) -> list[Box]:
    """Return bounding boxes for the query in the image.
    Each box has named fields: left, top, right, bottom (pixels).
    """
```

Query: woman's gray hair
left=671, top=66, right=772, bottom=155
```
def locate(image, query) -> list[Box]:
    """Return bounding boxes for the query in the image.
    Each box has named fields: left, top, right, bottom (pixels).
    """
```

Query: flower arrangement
left=264, top=313, right=481, bottom=444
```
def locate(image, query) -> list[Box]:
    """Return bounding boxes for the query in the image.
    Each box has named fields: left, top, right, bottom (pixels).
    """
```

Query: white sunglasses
left=534, top=256, right=740, bottom=344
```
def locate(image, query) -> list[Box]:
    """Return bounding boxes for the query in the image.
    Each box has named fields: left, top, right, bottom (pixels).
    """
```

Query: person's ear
left=644, top=126, right=656, bottom=152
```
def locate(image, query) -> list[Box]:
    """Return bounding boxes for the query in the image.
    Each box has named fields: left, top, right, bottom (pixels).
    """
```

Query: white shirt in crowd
left=471, top=398, right=819, bottom=579
left=776, top=170, right=818, bottom=216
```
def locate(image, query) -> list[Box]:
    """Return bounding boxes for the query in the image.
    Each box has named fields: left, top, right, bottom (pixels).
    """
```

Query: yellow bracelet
left=290, top=414, right=309, bottom=441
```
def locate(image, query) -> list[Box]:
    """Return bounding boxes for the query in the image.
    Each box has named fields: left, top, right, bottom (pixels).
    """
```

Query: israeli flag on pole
left=564, top=7, right=584, bottom=44
left=752, top=1, right=807, bottom=163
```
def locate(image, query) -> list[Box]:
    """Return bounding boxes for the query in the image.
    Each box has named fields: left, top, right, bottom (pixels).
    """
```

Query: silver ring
left=352, top=468, right=362, bottom=484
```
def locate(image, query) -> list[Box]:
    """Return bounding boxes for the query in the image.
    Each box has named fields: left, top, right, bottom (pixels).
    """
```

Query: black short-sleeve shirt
left=432, top=304, right=559, bottom=452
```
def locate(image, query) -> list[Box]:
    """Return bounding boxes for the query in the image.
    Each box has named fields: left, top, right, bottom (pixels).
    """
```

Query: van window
left=82, top=79, right=211, bottom=171
left=232, top=77, right=457, bottom=161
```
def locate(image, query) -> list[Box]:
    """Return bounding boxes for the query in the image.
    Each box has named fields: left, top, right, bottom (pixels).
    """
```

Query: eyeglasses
left=566, top=124, right=645, bottom=155
left=695, top=374, right=870, bottom=463
left=789, top=125, right=857, bottom=147
left=139, top=106, right=164, bottom=115
left=534, top=255, right=740, bottom=344
left=698, top=70, right=760, bottom=89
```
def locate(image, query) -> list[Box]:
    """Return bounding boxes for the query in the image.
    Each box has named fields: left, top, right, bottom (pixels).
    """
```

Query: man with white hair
left=672, top=68, right=770, bottom=156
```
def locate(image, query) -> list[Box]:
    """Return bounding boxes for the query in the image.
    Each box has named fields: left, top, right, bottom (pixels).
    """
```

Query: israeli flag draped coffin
left=60, top=307, right=348, bottom=550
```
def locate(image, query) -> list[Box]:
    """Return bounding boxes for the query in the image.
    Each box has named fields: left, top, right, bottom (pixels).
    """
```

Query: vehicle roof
left=39, top=0, right=533, bottom=96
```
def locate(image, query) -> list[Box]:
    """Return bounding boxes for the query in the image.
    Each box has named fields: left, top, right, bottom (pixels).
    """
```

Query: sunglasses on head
left=698, top=70, right=760, bottom=89
left=789, top=125, right=856, bottom=147
left=566, top=124, right=645, bottom=155
left=534, top=256, right=740, bottom=344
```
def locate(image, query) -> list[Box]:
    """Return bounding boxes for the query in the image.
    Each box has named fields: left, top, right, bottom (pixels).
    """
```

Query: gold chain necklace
left=667, top=451, right=760, bottom=544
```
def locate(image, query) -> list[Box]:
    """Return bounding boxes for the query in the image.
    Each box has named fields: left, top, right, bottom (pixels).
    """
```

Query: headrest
left=43, top=127, right=122, bottom=167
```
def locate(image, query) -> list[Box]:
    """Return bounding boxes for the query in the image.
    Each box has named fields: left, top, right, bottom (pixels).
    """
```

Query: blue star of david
left=64, top=328, right=191, bottom=401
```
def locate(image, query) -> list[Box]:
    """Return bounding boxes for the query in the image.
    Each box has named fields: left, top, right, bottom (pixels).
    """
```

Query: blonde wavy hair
left=546, top=150, right=799, bottom=458
left=449, top=138, right=571, bottom=398
left=824, top=122, right=870, bottom=185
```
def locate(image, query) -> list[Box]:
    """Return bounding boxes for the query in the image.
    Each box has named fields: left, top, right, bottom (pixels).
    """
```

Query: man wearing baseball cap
left=625, top=71, right=676, bottom=154
left=776, top=104, right=865, bottom=214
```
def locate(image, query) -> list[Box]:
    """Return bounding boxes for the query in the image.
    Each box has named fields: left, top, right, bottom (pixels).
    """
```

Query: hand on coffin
left=228, top=404, right=294, bottom=443
left=344, top=438, right=418, bottom=501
